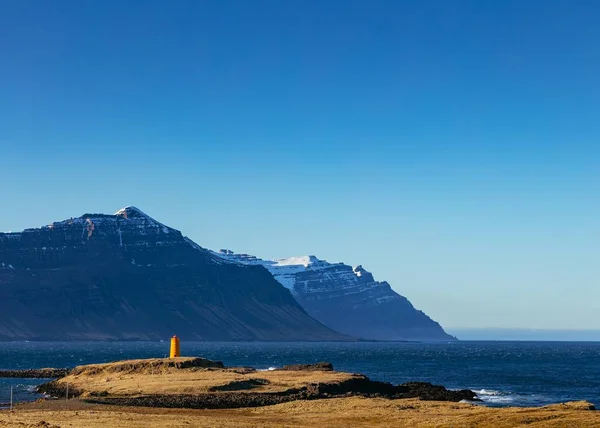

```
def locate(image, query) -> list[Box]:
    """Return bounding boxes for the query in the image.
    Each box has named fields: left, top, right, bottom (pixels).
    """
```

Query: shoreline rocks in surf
left=0, top=368, right=69, bottom=379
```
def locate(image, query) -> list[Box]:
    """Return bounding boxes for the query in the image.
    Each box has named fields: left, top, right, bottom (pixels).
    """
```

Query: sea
left=1, top=341, right=599, bottom=408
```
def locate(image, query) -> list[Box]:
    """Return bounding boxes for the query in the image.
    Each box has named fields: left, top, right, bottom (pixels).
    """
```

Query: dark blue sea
left=1, top=341, right=599, bottom=408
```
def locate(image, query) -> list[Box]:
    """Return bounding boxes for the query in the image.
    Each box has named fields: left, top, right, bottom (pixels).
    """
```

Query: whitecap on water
left=475, top=389, right=503, bottom=396
left=473, top=389, right=515, bottom=405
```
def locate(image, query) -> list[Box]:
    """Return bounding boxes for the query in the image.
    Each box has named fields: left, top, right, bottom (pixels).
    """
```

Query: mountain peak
left=114, top=206, right=169, bottom=229
left=353, top=265, right=366, bottom=277
left=115, top=206, right=149, bottom=219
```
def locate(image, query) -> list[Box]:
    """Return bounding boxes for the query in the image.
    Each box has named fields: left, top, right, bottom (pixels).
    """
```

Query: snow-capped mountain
left=215, top=250, right=455, bottom=341
left=0, top=207, right=345, bottom=341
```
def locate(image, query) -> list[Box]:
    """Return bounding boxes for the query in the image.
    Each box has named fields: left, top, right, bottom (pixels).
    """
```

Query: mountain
left=215, top=251, right=455, bottom=341
left=0, top=207, right=346, bottom=341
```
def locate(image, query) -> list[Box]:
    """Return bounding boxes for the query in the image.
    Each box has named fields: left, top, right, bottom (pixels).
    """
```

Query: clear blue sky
left=1, top=0, right=598, bottom=330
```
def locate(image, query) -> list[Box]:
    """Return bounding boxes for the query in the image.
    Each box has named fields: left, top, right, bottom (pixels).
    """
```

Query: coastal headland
left=0, top=357, right=597, bottom=427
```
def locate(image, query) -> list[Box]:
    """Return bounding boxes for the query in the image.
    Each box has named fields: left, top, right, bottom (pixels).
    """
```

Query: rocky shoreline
left=79, top=379, right=477, bottom=410
left=0, top=368, right=69, bottom=379
left=33, top=360, right=476, bottom=409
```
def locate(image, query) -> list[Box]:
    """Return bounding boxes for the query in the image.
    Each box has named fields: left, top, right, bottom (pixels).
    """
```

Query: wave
left=257, top=367, right=277, bottom=371
left=3, top=383, right=38, bottom=393
left=475, top=389, right=503, bottom=396
left=473, top=389, right=515, bottom=405
left=473, top=388, right=553, bottom=407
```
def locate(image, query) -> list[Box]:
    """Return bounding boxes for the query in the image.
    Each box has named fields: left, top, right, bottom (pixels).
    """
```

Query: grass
left=1, top=397, right=599, bottom=427
left=53, top=357, right=358, bottom=397
left=2, top=357, right=597, bottom=427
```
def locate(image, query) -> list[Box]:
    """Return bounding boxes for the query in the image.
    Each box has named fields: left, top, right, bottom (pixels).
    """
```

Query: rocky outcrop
left=35, top=357, right=476, bottom=408
left=307, top=378, right=476, bottom=402
left=36, top=380, right=83, bottom=398
left=0, top=207, right=346, bottom=341
left=215, top=251, right=454, bottom=341
left=67, top=357, right=225, bottom=377
left=80, top=378, right=476, bottom=409
left=208, top=378, right=271, bottom=391
left=279, top=362, right=334, bottom=371
left=0, top=368, right=69, bottom=378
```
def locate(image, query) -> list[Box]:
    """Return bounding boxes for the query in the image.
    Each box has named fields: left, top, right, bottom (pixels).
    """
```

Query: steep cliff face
left=0, top=207, right=345, bottom=341
left=215, top=251, right=455, bottom=341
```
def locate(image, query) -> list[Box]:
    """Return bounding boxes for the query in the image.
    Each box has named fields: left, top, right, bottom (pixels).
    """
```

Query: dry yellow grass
left=3, top=358, right=597, bottom=427
left=54, top=357, right=357, bottom=397
left=1, top=397, right=599, bottom=428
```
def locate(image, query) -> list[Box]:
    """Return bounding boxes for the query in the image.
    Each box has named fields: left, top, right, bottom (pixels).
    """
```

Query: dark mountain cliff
left=216, top=252, right=455, bottom=341
left=0, top=207, right=345, bottom=341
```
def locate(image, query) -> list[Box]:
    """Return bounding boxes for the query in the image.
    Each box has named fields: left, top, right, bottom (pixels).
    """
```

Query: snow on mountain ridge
left=212, top=248, right=455, bottom=341
left=273, top=255, right=320, bottom=267
left=214, top=249, right=392, bottom=299
left=215, top=250, right=350, bottom=292
left=114, top=206, right=172, bottom=231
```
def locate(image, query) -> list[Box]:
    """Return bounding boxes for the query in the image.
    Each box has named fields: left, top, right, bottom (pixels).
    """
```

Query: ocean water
left=1, top=341, right=599, bottom=408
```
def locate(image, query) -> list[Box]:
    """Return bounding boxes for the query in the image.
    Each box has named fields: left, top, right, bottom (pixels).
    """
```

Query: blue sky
left=1, top=0, right=599, bottom=331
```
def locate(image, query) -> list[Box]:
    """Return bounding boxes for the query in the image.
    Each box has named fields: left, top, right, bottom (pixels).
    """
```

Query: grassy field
left=1, top=397, right=599, bottom=427
left=1, top=357, right=598, bottom=427
left=50, top=357, right=357, bottom=397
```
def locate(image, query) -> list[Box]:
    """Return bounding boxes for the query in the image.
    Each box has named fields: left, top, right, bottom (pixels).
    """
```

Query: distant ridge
left=214, top=250, right=455, bottom=341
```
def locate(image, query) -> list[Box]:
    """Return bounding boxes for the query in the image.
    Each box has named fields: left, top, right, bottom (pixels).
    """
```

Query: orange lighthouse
left=169, top=335, right=180, bottom=358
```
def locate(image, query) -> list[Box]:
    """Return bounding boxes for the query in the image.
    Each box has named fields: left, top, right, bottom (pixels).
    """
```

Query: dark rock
left=395, top=381, right=477, bottom=401
left=0, top=368, right=69, bottom=379
left=279, top=362, right=334, bottom=371
left=36, top=380, right=82, bottom=398
left=86, top=392, right=300, bottom=409
left=80, top=373, right=476, bottom=409
left=208, top=378, right=270, bottom=391
left=228, top=367, right=257, bottom=374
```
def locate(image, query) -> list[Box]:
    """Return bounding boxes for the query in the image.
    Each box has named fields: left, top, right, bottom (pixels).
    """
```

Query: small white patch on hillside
left=273, top=256, right=315, bottom=267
